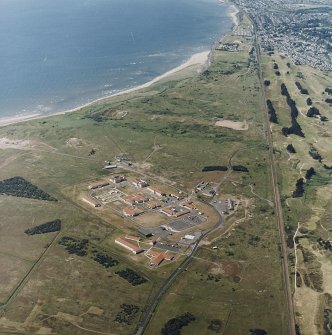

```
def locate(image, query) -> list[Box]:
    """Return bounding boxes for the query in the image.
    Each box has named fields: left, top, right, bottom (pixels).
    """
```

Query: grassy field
left=261, top=46, right=332, bottom=334
left=145, top=202, right=288, bottom=335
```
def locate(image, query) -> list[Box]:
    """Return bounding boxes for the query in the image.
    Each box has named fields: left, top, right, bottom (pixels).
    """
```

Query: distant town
left=233, top=0, right=332, bottom=71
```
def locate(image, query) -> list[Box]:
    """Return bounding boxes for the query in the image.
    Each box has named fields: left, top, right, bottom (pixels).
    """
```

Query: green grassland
left=145, top=203, right=287, bottom=335
left=261, top=49, right=332, bottom=334
left=0, top=20, right=290, bottom=335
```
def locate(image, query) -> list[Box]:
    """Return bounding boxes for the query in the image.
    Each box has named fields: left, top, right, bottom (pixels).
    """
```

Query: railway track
left=252, top=18, right=297, bottom=335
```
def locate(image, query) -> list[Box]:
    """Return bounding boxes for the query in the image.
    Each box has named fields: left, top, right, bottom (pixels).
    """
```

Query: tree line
left=160, top=313, right=196, bottom=335
left=280, top=83, right=305, bottom=137
left=25, top=219, right=61, bottom=235
left=0, top=176, right=57, bottom=201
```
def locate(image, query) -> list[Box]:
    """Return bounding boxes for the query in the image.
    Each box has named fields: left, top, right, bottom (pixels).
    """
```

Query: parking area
left=154, top=242, right=180, bottom=253
left=211, top=199, right=236, bottom=215
left=180, top=231, right=202, bottom=245
left=94, top=187, right=126, bottom=204
left=162, top=214, right=206, bottom=233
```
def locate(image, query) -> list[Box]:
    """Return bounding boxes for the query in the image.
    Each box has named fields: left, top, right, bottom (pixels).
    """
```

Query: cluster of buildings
left=82, top=194, right=101, bottom=208
left=80, top=173, right=209, bottom=269
left=160, top=207, right=190, bottom=218
left=233, top=0, right=332, bottom=71
left=216, top=41, right=242, bottom=52
left=82, top=176, right=189, bottom=219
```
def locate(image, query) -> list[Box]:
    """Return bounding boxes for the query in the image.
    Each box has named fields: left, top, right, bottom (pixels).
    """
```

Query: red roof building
left=147, top=187, right=166, bottom=197
left=115, top=237, right=144, bottom=254
left=123, top=207, right=144, bottom=217
left=123, top=193, right=150, bottom=205
left=160, top=207, right=190, bottom=217
left=181, top=201, right=197, bottom=210
left=146, top=201, right=162, bottom=209
left=150, top=253, right=165, bottom=266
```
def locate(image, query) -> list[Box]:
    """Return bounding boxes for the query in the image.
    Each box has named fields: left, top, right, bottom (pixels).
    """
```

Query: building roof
left=89, top=181, right=109, bottom=189
left=123, top=193, right=149, bottom=204
left=125, top=235, right=141, bottom=242
left=113, top=175, right=125, bottom=182
left=138, top=228, right=154, bottom=237
left=82, top=195, right=101, bottom=207
left=150, top=253, right=165, bottom=266
left=170, top=192, right=184, bottom=199
left=115, top=237, right=143, bottom=253
left=160, top=207, right=175, bottom=216
left=123, top=207, right=144, bottom=217
left=147, top=187, right=166, bottom=195
left=164, top=253, right=175, bottom=261
left=146, top=201, right=161, bottom=209
left=146, top=249, right=162, bottom=258
left=132, top=179, right=148, bottom=187
left=160, top=207, right=190, bottom=217
left=181, top=201, right=197, bottom=210
left=173, top=209, right=190, bottom=217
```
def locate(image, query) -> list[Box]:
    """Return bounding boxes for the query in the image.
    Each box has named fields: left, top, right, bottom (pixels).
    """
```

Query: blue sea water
left=0, top=0, right=232, bottom=117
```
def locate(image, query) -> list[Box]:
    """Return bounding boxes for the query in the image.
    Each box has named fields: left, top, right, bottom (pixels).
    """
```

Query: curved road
left=135, top=203, right=223, bottom=335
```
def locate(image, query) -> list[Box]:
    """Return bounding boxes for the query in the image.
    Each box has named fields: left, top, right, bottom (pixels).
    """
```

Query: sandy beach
left=0, top=1, right=238, bottom=129
left=0, top=51, right=210, bottom=128
left=229, top=4, right=239, bottom=27
left=0, top=114, right=42, bottom=127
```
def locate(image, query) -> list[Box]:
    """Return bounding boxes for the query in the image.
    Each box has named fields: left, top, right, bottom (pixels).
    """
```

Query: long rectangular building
left=88, top=181, right=110, bottom=190
left=115, top=237, right=144, bottom=254
left=82, top=195, right=101, bottom=207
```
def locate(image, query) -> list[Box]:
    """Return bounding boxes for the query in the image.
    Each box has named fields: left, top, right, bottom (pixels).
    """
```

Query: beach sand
left=0, top=0, right=239, bottom=129
left=0, top=114, right=41, bottom=127
left=0, top=51, right=210, bottom=127
left=229, top=4, right=239, bottom=27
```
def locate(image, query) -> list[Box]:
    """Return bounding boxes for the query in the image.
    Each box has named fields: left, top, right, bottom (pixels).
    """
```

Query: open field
left=145, top=202, right=288, bottom=335
left=261, top=43, right=332, bottom=334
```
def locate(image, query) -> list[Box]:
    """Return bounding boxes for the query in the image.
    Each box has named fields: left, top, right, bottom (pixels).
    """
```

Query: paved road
left=135, top=203, right=223, bottom=335
left=252, top=17, right=297, bottom=335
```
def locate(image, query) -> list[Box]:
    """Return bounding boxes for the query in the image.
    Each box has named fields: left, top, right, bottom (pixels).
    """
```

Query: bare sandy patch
left=294, top=286, right=320, bottom=335
left=215, top=120, right=249, bottom=130
left=210, top=261, right=240, bottom=276
left=136, top=162, right=153, bottom=170
left=0, top=137, right=31, bottom=150
left=65, top=138, right=84, bottom=147
left=0, top=137, right=56, bottom=152
left=86, top=306, right=104, bottom=316
left=0, top=114, right=41, bottom=127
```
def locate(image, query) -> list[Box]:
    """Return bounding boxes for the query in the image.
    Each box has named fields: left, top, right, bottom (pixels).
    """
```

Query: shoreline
left=0, top=2, right=237, bottom=128
left=54, top=50, right=210, bottom=115
left=0, top=51, right=210, bottom=127
left=229, top=4, right=239, bottom=27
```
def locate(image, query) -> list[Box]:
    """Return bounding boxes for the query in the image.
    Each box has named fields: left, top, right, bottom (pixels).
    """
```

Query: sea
left=0, top=0, right=233, bottom=118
